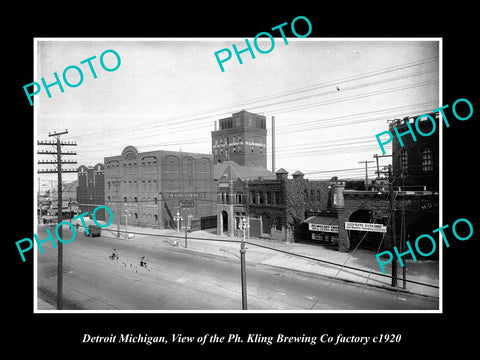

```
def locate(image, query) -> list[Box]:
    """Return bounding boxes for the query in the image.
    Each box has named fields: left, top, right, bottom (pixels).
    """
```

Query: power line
left=69, top=57, right=438, bottom=141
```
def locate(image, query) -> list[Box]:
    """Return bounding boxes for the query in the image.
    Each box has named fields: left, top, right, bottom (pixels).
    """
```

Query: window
left=266, top=192, right=272, bottom=204
left=275, top=217, right=282, bottom=231
left=400, top=149, right=408, bottom=173
left=236, top=192, right=243, bottom=204
left=421, top=147, right=434, bottom=172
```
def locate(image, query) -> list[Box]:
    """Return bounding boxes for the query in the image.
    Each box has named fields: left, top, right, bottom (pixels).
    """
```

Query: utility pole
left=37, top=130, right=77, bottom=310
left=373, top=154, right=381, bottom=179
left=109, top=175, right=123, bottom=238
left=358, top=160, right=374, bottom=190
left=389, top=167, right=398, bottom=288
left=373, top=154, right=393, bottom=191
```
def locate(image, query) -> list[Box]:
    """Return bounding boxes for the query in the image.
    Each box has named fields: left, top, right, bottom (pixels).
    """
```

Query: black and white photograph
left=7, top=5, right=479, bottom=355
left=32, top=37, right=442, bottom=312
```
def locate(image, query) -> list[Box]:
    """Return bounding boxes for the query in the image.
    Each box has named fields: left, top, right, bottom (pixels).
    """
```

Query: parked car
left=85, top=224, right=101, bottom=237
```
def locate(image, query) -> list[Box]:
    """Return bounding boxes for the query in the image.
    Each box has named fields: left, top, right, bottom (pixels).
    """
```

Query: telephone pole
left=358, top=160, right=374, bottom=190
left=109, top=175, right=123, bottom=238
left=388, top=166, right=398, bottom=288
left=37, top=130, right=77, bottom=310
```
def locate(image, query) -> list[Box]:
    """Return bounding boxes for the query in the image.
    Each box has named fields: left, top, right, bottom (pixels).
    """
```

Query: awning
left=304, top=216, right=339, bottom=233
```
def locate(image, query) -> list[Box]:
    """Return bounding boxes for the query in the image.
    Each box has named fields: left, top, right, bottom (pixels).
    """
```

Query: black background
left=6, top=4, right=478, bottom=355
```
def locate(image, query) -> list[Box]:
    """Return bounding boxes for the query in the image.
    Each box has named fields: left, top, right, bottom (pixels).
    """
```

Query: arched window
left=275, top=217, right=283, bottom=231
left=261, top=213, right=271, bottom=234
left=251, top=191, right=256, bottom=204
left=421, top=147, right=433, bottom=172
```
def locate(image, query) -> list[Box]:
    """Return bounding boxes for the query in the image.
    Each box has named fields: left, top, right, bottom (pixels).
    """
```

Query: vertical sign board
left=345, top=221, right=387, bottom=233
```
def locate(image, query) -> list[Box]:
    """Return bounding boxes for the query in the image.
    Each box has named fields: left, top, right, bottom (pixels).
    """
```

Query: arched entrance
left=222, top=210, right=228, bottom=233
left=348, top=209, right=384, bottom=251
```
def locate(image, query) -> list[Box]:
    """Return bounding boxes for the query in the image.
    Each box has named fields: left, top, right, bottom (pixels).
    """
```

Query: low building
left=216, top=167, right=332, bottom=242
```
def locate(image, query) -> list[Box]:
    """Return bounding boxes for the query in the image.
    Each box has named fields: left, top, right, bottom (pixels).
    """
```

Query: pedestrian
left=110, top=248, right=119, bottom=260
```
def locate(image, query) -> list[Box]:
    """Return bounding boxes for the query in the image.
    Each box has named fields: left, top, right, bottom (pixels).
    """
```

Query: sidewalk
left=102, top=224, right=440, bottom=298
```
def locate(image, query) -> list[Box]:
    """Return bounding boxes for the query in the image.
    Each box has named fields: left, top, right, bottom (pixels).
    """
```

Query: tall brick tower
left=211, top=110, right=267, bottom=168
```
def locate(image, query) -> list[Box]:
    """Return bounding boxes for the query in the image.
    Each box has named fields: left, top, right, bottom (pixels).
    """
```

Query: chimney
left=292, top=170, right=304, bottom=180
left=214, top=120, right=217, bottom=131
left=329, top=180, right=345, bottom=211
left=271, top=116, right=275, bottom=173
left=275, top=168, right=288, bottom=181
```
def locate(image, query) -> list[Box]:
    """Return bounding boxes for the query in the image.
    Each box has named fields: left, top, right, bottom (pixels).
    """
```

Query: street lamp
left=173, top=211, right=182, bottom=247
left=240, top=217, right=249, bottom=310
left=124, top=209, right=129, bottom=239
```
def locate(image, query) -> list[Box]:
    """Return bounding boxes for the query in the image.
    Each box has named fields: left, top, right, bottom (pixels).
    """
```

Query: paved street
left=36, top=227, right=439, bottom=311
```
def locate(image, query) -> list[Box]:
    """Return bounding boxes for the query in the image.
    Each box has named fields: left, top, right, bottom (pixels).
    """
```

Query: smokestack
left=271, top=116, right=275, bottom=173
left=214, top=120, right=217, bottom=131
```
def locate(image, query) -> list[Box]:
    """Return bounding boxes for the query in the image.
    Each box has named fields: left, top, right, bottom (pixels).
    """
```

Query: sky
left=35, top=38, right=440, bottom=189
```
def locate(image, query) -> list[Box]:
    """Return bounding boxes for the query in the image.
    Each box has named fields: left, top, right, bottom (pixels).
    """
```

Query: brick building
left=77, top=163, right=105, bottom=220
left=211, top=110, right=267, bottom=168
left=217, top=167, right=332, bottom=242
left=104, top=145, right=215, bottom=229
left=390, top=112, right=439, bottom=192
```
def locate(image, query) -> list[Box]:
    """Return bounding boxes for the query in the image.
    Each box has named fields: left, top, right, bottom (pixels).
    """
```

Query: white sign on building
left=345, top=222, right=387, bottom=233
left=308, top=223, right=338, bottom=233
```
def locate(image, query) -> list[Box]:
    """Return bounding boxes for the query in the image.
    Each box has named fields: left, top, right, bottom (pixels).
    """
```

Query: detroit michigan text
left=82, top=333, right=401, bottom=346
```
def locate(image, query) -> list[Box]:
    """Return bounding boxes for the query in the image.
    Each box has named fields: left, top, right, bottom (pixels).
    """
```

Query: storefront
left=305, top=215, right=339, bottom=243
